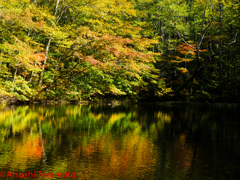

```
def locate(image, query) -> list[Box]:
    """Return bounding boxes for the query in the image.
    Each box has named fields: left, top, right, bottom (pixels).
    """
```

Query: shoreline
left=1, top=99, right=239, bottom=109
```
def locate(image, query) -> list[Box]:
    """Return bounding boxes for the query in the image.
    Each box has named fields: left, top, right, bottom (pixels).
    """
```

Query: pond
left=0, top=103, right=239, bottom=180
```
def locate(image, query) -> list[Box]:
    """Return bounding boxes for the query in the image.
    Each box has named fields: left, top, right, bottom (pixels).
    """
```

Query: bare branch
left=176, top=6, right=215, bottom=53
left=197, top=5, right=214, bottom=51
left=209, top=43, right=214, bottom=55
left=214, top=29, right=238, bottom=56
left=173, top=5, right=238, bottom=100
left=177, top=32, right=197, bottom=52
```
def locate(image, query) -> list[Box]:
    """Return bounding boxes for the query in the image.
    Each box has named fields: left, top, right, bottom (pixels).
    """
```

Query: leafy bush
left=3, top=76, right=36, bottom=101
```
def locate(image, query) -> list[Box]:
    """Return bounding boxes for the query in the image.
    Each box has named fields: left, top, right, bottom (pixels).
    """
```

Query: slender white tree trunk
left=39, top=37, right=52, bottom=86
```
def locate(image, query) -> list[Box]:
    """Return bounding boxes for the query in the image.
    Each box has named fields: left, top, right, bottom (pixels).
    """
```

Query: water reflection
left=0, top=103, right=239, bottom=179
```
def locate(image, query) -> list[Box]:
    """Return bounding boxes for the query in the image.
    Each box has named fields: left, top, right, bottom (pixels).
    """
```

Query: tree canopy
left=0, top=0, right=239, bottom=103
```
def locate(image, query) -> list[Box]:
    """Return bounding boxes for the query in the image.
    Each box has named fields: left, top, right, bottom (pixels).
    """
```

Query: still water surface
left=0, top=103, right=239, bottom=180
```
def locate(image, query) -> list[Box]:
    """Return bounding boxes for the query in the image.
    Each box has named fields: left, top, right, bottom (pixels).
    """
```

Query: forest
left=0, top=0, right=239, bottom=103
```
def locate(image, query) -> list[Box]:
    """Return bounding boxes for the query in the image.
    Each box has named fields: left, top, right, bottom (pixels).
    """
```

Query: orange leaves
left=168, top=55, right=192, bottom=63
left=169, top=55, right=180, bottom=59
left=168, top=43, right=204, bottom=64
left=199, top=49, right=207, bottom=52
left=178, top=43, right=196, bottom=55
left=178, top=67, right=188, bottom=73
left=178, top=43, right=207, bottom=54
left=112, top=49, right=121, bottom=57
left=24, top=52, right=46, bottom=70
left=2, top=37, right=44, bottom=70
left=123, top=38, right=133, bottom=44
left=29, top=52, right=46, bottom=62
left=74, top=23, right=157, bottom=91
left=181, top=58, right=192, bottom=62
left=97, top=35, right=154, bottom=61
left=101, top=35, right=133, bottom=46
left=86, top=56, right=105, bottom=66
left=14, top=137, right=43, bottom=163
left=78, top=26, right=98, bottom=40
left=87, top=56, right=99, bottom=65
left=81, top=33, right=154, bottom=64
left=102, top=34, right=116, bottom=41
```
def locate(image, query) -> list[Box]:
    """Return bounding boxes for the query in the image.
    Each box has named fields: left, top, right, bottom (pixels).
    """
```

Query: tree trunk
left=39, top=37, right=52, bottom=86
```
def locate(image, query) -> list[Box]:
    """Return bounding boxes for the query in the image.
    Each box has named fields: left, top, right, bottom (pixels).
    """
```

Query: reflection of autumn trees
left=0, top=104, right=190, bottom=176
left=169, top=134, right=193, bottom=174
left=2, top=104, right=237, bottom=180
left=69, top=132, right=159, bottom=180
left=0, top=135, right=44, bottom=171
left=10, top=137, right=43, bottom=170
left=0, top=104, right=164, bottom=179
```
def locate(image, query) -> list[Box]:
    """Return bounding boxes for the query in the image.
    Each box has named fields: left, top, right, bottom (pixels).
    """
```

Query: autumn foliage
left=0, top=0, right=239, bottom=102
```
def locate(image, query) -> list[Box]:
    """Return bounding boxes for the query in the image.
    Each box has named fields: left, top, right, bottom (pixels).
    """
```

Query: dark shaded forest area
left=0, top=0, right=239, bottom=103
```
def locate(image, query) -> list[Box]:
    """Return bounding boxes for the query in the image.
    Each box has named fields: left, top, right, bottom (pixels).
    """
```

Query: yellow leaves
left=78, top=26, right=90, bottom=35
left=153, top=52, right=162, bottom=56
left=79, top=0, right=137, bottom=34
left=138, top=0, right=154, bottom=4
left=3, top=37, right=43, bottom=70
left=109, top=84, right=126, bottom=95
left=168, top=55, right=193, bottom=63
left=96, top=0, right=136, bottom=16
left=21, top=0, right=31, bottom=3
left=113, top=17, right=123, bottom=25
left=169, top=60, right=181, bottom=63
left=2, top=2, right=46, bottom=31
left=134, top=38, right=158, bottom=51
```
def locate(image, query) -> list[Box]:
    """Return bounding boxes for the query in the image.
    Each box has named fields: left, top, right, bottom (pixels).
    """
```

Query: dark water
left=0, top=103, right=239, bottom=180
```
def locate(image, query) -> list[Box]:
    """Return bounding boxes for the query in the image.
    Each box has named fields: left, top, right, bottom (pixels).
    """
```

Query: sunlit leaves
left=0, top=0, right=182, bottom=101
